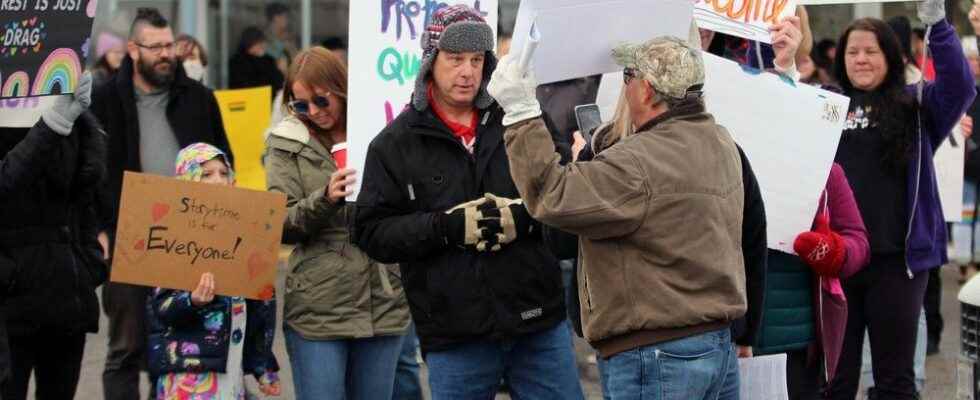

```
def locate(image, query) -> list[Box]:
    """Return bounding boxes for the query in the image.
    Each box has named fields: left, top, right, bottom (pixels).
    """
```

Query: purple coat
left=812, top=163, right=870, bottom=381
left=903, top=20, right=977, bottom=273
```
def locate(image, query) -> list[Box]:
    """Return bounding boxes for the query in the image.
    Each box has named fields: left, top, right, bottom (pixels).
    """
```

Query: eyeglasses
left=288, top=94, right=331, bottom=115
left=623, top=68, right=639, bottom=85
left=136, top=42, right=175, bottom=55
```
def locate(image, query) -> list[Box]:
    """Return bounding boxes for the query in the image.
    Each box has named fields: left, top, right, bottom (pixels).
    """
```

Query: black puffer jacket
left=354, top=105, right=565, bottom=353
left=0, top=117, right=108, bottom=339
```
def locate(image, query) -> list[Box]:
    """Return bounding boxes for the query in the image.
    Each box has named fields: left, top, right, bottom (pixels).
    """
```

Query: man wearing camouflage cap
left=354, top=5, right=584, bottom=399
left=489, top=36, right=746, bottom=399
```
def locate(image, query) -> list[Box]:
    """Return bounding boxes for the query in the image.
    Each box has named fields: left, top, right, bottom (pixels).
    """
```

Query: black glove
left=482, top=194, right=534, bottom=251
left=438, top=197, right=498, bottom=247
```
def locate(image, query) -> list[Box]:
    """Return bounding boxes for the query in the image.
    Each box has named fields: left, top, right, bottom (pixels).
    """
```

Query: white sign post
left=347, top=0, right=498, bottom=198
left=597, top=54, right=850, bottom=253
left=511, top=0, right=694, bottom=85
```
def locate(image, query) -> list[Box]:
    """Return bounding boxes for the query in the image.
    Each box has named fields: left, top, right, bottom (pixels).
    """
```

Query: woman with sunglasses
left=264, top=47, right=410, bottom=400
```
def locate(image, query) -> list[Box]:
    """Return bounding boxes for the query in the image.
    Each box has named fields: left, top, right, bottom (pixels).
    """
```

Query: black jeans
left=787, top=348, right=824, bottom=400
left=827, top=255, right=929, bottom=400
left=102, top=282, right=151, bottom=400
left=1, top=331, right=85, bottom=400
left=924, top=267, right=943, bottom=347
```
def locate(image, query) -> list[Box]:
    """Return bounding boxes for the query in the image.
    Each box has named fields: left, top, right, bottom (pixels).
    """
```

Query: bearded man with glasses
left=88, top=7, right=233, bottom=400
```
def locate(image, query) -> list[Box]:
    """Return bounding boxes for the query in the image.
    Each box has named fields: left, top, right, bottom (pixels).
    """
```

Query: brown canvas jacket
left=504, top=105, right=747, bottom=357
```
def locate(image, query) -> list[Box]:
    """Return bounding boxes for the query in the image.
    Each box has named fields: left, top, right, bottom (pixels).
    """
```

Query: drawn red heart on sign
left=133, top=239, right=145, bottom=250
left=248, top=252, right=268, bottom=280
left=29, top=17, right=36, bottom=26
left=256, top=284, right=275, bottom=301
left=151, top=203, right=170, bottom=223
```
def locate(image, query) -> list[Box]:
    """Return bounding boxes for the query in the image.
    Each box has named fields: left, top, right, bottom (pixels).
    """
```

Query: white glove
left=42, top=71, right=93, bottom=136
left=487, top=54, right=542, bottom=126
left=918, top=0, right=945, bottom=26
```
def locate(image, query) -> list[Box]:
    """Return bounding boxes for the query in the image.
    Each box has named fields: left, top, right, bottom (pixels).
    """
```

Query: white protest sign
left=694, top=0, right=798, bottom=43
left=739, top=354, right=789, bottom=400
left=935, top=127, right=965, bottom=223
left=0, top=96, right=55, bottom=128
left=347, top=0, right=498, bottom=198
left=511, top=0, right=694, bottom=85
left=597, top=53, right=849, bottom=252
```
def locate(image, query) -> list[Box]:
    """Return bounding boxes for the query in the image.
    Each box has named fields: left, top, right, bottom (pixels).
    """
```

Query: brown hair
left=283, top=47, right=348, bottom=122
left=175, top=34, right=208, bottom=66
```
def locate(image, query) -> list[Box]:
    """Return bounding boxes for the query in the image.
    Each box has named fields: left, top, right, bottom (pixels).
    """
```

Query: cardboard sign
left=694, top=0, right=798, bottom=43
left=0, top=0, right=96, bottom=99
left=510, top=0, right=694, bottom=85
left=935, top=127, right=965, bottom=223
left=214, top=86, right=273, bottom=191
left=596, top=54, right=849, bottom=253
left=347, top=0, right=498, bottom=198
left=110, top=172, right=287, bottom=300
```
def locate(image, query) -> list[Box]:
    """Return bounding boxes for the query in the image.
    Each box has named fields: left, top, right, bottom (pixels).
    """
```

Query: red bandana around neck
left=427, top=83, right=479, bottom=153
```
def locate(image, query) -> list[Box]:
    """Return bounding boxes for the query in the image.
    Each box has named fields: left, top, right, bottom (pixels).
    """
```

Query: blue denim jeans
left=599, top=354, right=613, bottom=400
left=283, top=326, right=405, bottom=400
left=392, top=323, right=422, bottom=400
left=603, top=328, right=739, bottom=400
left=425, top=321, right=585, bottom=400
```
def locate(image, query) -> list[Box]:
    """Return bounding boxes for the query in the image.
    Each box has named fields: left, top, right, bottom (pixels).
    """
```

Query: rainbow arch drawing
left=3, top=71, right=31, bottom=98
left=31, top=48, right=81, bottom=96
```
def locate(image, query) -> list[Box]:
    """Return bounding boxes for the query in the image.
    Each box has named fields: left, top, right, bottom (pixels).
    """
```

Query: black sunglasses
left=623, top=68, right=639, bottom=85
left=288, top=94, right=331, bottom=115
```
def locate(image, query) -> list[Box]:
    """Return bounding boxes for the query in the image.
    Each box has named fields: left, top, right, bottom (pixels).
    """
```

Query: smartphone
left=574, top=104, right=602, bottom=143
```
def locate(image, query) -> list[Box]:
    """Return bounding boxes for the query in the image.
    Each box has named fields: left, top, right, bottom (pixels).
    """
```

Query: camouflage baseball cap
left=612, top=36, right=705, bottom=100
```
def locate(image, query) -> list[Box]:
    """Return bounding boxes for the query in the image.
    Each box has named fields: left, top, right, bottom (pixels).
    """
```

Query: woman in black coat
left=228, top=26, right=285, bottom=91
left=0, top=73, right=109, bottom=400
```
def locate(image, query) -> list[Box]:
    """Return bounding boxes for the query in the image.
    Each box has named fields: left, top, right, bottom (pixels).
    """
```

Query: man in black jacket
left=354, top=6, right=583, bottom=399
left=91, top=8, right=232, bottom=400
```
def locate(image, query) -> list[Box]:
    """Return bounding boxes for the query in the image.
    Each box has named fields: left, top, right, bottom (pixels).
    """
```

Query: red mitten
left=793, top=214, right=846, bottom=277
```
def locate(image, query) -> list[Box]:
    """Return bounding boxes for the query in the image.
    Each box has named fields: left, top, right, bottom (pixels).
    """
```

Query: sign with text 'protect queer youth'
left=110, top=172, right=287, bottom=300
left=347, top=0, right=498, bottom=199
left=0, top=0, right=96, bottom=99
left=510, top=0, right=694, bottom=85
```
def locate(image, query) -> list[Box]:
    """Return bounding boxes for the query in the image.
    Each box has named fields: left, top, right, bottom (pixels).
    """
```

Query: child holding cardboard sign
left=146, top=143, right=280, bottom=399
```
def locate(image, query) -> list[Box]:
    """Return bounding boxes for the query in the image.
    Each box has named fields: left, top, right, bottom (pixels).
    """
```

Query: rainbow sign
left=0, top=3, right=94, bottom=99
left=31, top=48, right=81, bottom=96
left=3, top=71, right=31, bottom=98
